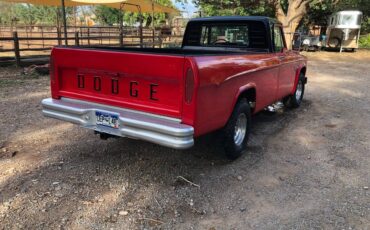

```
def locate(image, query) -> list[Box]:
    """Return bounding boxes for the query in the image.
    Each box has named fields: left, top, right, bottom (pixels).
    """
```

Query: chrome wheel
left=234, top=113, right=247, bottom=146
left=295, top=80, right=303, bottom=102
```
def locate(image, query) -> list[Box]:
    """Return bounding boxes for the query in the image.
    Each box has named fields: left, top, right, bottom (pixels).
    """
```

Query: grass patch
left=359, top=34, right=370, bottom=49
left=0, top=79, right=27, bottom=88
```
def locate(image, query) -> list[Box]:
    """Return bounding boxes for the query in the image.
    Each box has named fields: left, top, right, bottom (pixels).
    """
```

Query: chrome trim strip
left=41, top=98, right=194, bottom=149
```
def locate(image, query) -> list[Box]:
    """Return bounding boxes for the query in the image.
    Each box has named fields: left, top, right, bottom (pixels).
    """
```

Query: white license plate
left=95, top=111, right=119, bottom=129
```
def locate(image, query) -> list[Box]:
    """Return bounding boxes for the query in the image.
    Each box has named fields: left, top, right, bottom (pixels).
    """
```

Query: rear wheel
left=328, top=37, right=341, bottom=48
left=222, top=98, right=251, bottom=160
left=284, top=73, right=306, bottom=108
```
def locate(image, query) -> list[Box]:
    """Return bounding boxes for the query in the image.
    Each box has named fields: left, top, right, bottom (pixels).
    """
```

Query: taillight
left=49, top=55, right=55, bottom=83
left=185, top=68, right=195, bottom=104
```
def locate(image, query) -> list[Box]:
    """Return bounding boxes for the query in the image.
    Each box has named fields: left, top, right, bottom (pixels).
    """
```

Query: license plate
left=95, top=111, right=119, bottom=129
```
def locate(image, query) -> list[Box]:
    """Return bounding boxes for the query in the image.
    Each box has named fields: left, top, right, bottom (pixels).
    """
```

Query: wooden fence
left=0, top=25, right=184, bottom=66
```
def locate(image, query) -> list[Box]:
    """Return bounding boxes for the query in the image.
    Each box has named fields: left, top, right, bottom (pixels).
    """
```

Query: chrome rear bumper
left=41, top=98, right=194, bottom=149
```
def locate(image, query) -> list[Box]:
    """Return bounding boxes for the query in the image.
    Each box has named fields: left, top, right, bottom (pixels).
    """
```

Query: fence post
left=41, top=26, right=45, bottom=48
left=87, top=27, right=90, bottom=46
left=75, top=31, right=79, bottom=46
left=159, top=34, right=163, bottom=48
left=152, top=28, right=155, bottom=48
left=139, top=15, right=143, bottom=48
left=13, top=32, right=21, bottom=67
left=119, top=11, right=123, bottom=47
left=100, top=28, right=102, bottom=45
left=57, top=27, right=62, bottom=46
left=25, top=26, right=30, bottom=48
left=119, top=30, right=123, bottom=47
left=80, top=30, right=83, bottom=45
left=140, top=27, right=143, bottom=48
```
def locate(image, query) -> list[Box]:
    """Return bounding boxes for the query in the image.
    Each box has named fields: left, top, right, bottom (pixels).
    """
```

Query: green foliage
left=0, top=3, right=15, bottom=25
left=359, top=33, right=370, bottom=48
left=14, top=4, right=60, bottom=25
left=187, top=0, right=275, bottom=18
left=0, top=3, right=74, bottom=26
left=361, top=17, right=370, bottom=34
left=14, top=4, right=38, bottom=25
left=305, top=0, right=336, bottom=26
left=1, top=1, right=174, bottom=27
left=305, top=0, right=370, bottom=33
left=94, top=0, right=173, bottom=26
left=93, top=6, right=144, bottom=26
left=336, top=0, right=369, bottom=16
left=94, top=5, right=121, bottom=26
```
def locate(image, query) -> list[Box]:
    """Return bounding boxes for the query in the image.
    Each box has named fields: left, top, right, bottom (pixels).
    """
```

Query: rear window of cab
left=183, top=21, right=268, bottom=49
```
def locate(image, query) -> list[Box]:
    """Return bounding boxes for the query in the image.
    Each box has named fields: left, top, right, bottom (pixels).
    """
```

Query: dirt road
left=0, top=51, right=369, bottom=229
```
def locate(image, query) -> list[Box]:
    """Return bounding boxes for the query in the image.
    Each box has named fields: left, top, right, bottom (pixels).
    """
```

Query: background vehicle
left=292, top=27, right=325, bottom=52
left=326, top=10, right=363, bottom=52
left=42, top=16, right=307, bottom=159
left=301, top=35, right=323, bottom=51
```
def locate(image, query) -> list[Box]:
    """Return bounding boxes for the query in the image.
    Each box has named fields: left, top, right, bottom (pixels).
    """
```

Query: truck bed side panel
left=193, top=54, right=282, bottom=136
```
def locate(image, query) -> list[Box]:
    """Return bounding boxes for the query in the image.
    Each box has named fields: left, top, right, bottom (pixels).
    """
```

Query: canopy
left=73, top=0, right=179, bottom=14
left=0, top=0, right=179, bottom=13
left=0, top=0, right=83, bottom=6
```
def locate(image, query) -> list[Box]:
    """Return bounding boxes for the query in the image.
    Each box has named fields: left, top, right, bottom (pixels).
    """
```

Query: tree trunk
left=145, top=16, right=152, bottom=28
left=275, top=0, right=310, bottom=49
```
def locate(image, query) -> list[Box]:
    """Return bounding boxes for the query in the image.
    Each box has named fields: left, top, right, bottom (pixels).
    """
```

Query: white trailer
left=326, top=10, right=363, bottom=52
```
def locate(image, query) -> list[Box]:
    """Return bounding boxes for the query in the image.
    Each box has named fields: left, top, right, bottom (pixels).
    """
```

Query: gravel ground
left=0, top=50, right=369, bottom=230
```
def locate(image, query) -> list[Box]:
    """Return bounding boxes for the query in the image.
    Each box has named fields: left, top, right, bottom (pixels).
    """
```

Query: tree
left=0, top=4, right=75, bottom=26
left=94, top=5, right=121, bottom=26
left=0, top=2, right=15, bottom=25
left=14, top=4, right=38, bottom=25
left=304, top=0, right=337, bottom=28
left=274, top=0, right=314, bottom=48
left=94, top=0, right=174, bottom=26
left=187, top=0, right=275, bottom=17
left=303, top=0, right=369, bottom=34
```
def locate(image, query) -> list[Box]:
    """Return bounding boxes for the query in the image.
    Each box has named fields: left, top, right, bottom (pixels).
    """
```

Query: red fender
left=229, top=83, right=257, bottom=117
left=291, top=65, right=306, bottom=94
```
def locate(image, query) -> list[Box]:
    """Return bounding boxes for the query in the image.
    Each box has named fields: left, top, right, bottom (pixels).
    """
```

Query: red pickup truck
left=42, top=16, right=307, bottom=159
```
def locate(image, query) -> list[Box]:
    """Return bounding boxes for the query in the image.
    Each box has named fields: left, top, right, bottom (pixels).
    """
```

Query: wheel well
left=239, top=88, right=256, bottom=112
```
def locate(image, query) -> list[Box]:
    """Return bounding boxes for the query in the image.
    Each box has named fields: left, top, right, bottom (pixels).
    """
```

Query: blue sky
left=171, top=0, right=198, bottom=17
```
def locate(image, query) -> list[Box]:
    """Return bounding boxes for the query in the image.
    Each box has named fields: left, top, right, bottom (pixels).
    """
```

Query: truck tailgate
left=51, top=47, right=185, bottom=118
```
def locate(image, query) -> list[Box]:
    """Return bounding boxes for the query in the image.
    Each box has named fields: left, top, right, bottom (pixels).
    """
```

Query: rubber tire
left=328, top=37, right=341, bottom=48
left=222, top=98, right=252, bottom=160
left=283, top=73, right=305, bottom=108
